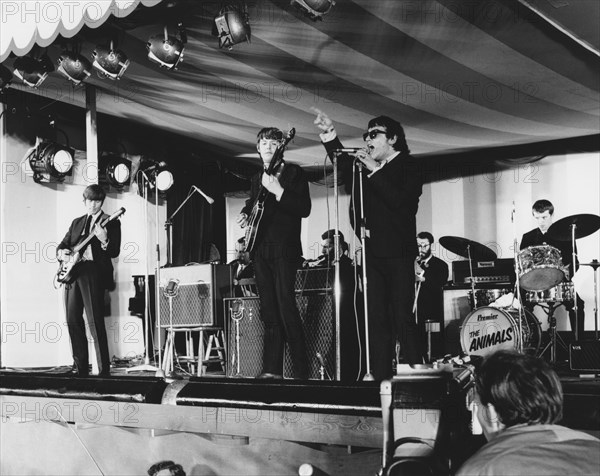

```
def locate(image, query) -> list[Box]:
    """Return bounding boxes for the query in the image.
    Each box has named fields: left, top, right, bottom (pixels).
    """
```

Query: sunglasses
left=363, top=129, right=387, bottom=141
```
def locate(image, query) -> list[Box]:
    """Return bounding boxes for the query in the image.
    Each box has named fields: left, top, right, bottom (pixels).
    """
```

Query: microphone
left=144, top=160, right=167, bottom=172
left=316, top=352, right=325, bottom=367
left=193, top=185, right=215, bottom=204
left=332, top=148, right=363, bottom=154
left=511, top=201, right=515, bottom=223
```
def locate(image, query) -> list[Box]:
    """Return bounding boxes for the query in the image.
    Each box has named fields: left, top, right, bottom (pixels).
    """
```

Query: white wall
left=1, top=130, right=167, bottom=368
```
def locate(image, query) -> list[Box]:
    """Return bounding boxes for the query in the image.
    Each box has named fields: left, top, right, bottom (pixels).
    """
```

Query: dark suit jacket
left=242, top=162, right=311, bottom=260
left=57, top=212, right=122, bottom=289
left=323, top=137, right=422, bottom=259
left=520, top=227, right=577, bottom=277
left=417, top=255, right=449, bottom=322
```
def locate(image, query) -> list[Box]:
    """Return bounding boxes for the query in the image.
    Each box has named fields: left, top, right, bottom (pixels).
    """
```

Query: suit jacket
left=323, top=137, right=422, bottom=259
left=242, top=162, right=311, bottom=260
left=520, top=227, right=577, bottom=277
left=417, top=255, right=449, bottom=322
left=57, top=212, right=122, bottom=289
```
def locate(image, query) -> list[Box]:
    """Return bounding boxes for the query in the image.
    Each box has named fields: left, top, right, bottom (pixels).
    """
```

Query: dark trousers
left=254, top=254, right=308, bottom=378
left=64, top=262, right=111, bottom=375
left=367, top=255, right=422, bottom=380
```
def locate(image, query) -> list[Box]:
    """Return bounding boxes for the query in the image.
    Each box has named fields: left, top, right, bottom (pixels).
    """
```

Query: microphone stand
left=355, top=159, right=374, bottom=381
left=512, top=202, right=524, bottom=352
left=570, top=224, right=580, bottom=341
left=127, top=171, right=164, bottom=376
left=332, top=152, right=342, bottom=380
left=165, top=185, right=214, bottom=266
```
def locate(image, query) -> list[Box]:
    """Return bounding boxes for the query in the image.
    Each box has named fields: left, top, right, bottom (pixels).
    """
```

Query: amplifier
left=570, top=341, right=600, bottom=372
left=452, top=258, right=514, bottom=285
left=159, top=265, right=232, bottom=328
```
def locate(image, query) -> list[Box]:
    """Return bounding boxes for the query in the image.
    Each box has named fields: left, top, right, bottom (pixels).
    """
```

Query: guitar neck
left=72, top=208, right=125, bottom=253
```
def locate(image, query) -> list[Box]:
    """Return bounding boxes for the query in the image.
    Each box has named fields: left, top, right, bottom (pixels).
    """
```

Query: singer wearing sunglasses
left=313, top=109, right=423, bottom=380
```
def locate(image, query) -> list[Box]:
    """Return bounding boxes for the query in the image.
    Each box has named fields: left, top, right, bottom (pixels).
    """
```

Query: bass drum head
left=460, top=307, right=517, bottom=357
left=460, top=306, right=541, bottom=358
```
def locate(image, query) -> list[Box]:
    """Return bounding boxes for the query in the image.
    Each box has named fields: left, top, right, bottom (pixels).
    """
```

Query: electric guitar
left=55, top=207, right=126, bottom=285
left=243, top=128, right=295, bottom=253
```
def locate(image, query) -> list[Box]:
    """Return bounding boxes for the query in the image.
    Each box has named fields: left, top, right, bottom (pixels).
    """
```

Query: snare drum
left=460, top=306, right=541, bottom=357
left=468, top=288, right=510, bottom=309
left=526, top=282, right=574, bottom=304
left=517, top=245, right=565, bottom=291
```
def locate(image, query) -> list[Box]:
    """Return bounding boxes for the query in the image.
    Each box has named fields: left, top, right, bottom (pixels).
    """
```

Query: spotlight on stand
left=100, top=154, right=131, bottom=188
left=213, top=3, right=251, bottom=50
left=92, top=41, right=130, bottom=80
left=57, top=51, right=92, bottom=85
left=290, top=0, right=335, bottom=21
left=147, top=25, right=186, bottom=70
left=27, top=141, right=74, bottom=183
left=139, top=160, right=174, bottom=193
left=0, top=63, right=12, bottom=90
left=13, top=54, right=54, bottom=88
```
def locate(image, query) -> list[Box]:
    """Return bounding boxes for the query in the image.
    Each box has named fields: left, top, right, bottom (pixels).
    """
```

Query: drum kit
left=441, top=213, right=600, bottom=364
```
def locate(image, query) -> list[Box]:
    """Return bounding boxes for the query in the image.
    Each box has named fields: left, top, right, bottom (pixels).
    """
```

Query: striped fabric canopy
left=2, top=0, right=599, bottom=166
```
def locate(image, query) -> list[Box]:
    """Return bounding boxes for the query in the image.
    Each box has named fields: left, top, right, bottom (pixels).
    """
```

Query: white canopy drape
left=0, top=0, right=162, bottom=62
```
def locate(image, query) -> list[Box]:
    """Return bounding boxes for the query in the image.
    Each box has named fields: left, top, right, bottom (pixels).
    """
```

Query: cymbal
left=439, top=236, right=497, bottom=261
left=546, top=214, right=600, bottom=241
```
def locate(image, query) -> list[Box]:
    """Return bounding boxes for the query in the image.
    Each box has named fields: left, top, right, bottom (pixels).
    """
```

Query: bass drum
left=460, top=306, right=541, bottom=358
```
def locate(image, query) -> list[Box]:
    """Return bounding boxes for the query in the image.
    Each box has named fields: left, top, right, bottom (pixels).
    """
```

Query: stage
left=1, top=367, right=599, bottom=476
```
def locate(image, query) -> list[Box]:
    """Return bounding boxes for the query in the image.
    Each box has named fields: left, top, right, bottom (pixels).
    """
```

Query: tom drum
left=517, top=245, right=564, bottom=291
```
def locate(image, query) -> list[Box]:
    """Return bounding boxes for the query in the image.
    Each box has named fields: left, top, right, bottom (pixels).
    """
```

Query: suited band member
left=57, top=185, right=121, bottom=376
left=415, top=231, right=449, bottom=361
left=314, top=109, right=423, bottom=380
left=228, top=236, right=256, bottom=296
left=237, top=127, right=311, bottom=379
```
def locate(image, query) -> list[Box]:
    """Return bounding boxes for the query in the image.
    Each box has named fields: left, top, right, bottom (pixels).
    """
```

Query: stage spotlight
left=147, top=26, right=185, bottom=70
left=291, top=0, right=335, bottom=20
left=0, top=63, right=12, bottom=89
left=13, top=55, right=54, bottom=88
left=100, top=155, right=131, bottom=188
left=92, top=42, right=130, bottom=80
left=57, top=52, right=92, bottom=85
left=155, top=169, right=174, bottom=192
left=213, top=3, right=251, bottom=50
left=28, top=141, right=74, bottom=183
left=139, top=160, right=174, bottom=192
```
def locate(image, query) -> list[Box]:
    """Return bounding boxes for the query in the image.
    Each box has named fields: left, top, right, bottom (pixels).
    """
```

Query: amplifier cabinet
left=570, top=341, right=600, bottom=372
left=159, top=265, right=232, bottom=328
left=452, top=258, right=514, bottom=285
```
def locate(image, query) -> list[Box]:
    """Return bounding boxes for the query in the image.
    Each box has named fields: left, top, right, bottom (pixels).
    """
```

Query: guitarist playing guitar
left=56, top=185, right=122, bottom=377
left=237, top=127, right=311, bottom=379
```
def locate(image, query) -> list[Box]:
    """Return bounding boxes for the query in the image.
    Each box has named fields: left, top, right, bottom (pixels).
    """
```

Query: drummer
left=520, top=199, right=584, bottom=340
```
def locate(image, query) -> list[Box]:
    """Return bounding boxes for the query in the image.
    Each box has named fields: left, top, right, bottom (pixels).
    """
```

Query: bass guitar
left=243, top=128, right=295, bottom=253
left=55, top=207, right=126, bottom=285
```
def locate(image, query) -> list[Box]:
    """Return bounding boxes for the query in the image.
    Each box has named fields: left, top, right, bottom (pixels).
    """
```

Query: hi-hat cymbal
left=439, top=236, right=497, bottom=261
left=546, top=214, right=600, bottom=241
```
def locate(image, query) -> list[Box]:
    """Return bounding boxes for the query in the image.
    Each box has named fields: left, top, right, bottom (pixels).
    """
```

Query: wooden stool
left=162, top=327, right=226, bottom=376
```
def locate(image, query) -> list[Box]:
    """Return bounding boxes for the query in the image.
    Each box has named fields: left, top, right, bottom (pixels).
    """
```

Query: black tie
left=84, top=215, right=93, bottom=236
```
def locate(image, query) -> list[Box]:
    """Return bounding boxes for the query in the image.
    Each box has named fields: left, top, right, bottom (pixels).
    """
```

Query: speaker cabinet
left=224, top=294, right=357, bottom=380
left=224, top=297, right=264, bottom=377
left=159, top=265, right=232, bottom=328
